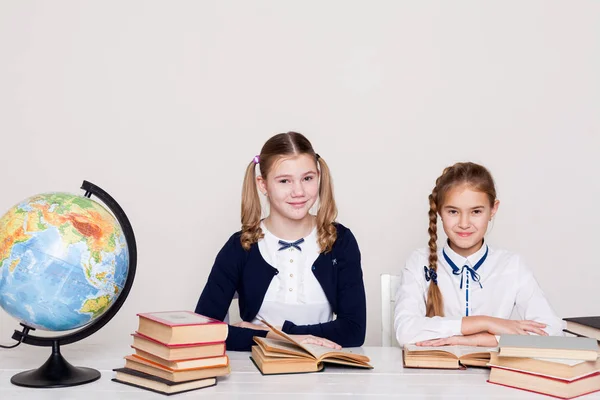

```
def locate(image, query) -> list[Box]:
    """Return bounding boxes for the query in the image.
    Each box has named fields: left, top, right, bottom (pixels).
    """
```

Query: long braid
left=425, top=168, right=452, bottom=317
left=426, top=188, right=444, bottom=316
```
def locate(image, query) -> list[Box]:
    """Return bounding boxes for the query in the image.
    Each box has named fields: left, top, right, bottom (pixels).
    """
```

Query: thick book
left=564, top=316, right=600, bottom=341
left=488, top=366, right=600, bottom=399
left=402, top=344, right=497, bottom=369
left=488, top=352, right=600, bottom=381
left=249, top=321, right=372, bottom=375
left=132, top=347, right=229, bottom=371
left=124, top=355, right=230, bottom=383
left=137, top=311, right=228, bottom=345
left=498, top=335, right=599, bottom=361
left=131, top=332, right=226, bottom=361
left=112, top=368, right=216, bottom=395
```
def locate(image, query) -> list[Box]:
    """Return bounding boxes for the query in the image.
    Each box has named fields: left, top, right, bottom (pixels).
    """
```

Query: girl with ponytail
left=196, top=132, right=366, bottom=351
left=394, top=162, right=563, bottom=347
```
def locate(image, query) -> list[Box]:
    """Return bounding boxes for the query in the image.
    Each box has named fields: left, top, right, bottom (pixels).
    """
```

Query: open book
left=250, top=320, right=373, bottom=375
left=403, top=344, right=498, bottom=369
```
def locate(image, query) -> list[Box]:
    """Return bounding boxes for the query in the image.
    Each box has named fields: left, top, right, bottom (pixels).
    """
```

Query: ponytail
left=240, top=161, right=263, bottom=250
left=315, top=156, right=337, bottom=253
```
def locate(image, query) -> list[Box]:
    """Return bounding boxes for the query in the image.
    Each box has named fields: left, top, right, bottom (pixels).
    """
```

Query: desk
left=1, top=343, right=599, bottom=399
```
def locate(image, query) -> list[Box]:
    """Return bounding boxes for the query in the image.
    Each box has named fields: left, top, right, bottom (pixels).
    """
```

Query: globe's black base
left=10, top=341, right=100, bottom=388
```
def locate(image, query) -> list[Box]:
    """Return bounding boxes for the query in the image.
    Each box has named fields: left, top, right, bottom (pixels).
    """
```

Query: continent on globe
left=0, top=193, right=129, bottom=331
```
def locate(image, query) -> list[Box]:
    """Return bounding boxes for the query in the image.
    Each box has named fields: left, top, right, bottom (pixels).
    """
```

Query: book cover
left=124, top=355, right=230, bottom=383
left=564, top=317, right=600, bottom=331
left=132, top=332, right=226, bottom=348
left=112, top=368, right=217, bottom=395
left=487, top=352, right=600, bottom=381
left=563, top=317, right=600, bottom=341
left=488, top=367, right=600, bottom=399
left=498, top=335, right=599, bottom=361
left=487, top=380, right=600, bottom=400
left=131, top=332, right=226, bottom=362
left=136, top=311, right=228, bottom=345
left=132, top=348, right=229, bottom=371
left=137, top=311, right=226, bottom=327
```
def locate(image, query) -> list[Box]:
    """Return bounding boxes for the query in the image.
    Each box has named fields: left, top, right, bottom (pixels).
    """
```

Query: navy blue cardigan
left=195, top=223, right=366, bottom=351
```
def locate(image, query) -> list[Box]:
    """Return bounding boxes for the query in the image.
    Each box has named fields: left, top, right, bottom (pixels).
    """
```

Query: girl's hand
left=233, top=321, right=270, bottom=331
left=288, top=334, right=342, bottom=350
left=416, top=332, right=498, bottom=347
left=485, top=317, right=548, bottom=336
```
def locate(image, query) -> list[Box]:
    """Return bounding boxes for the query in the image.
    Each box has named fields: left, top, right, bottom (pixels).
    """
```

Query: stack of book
left=488, top=335, right=600, bottom=399
left=112, top=311, right=230, bottom=395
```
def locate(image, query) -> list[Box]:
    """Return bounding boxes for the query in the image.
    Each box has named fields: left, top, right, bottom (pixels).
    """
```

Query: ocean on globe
left=0, top=193, right=129, bottom=331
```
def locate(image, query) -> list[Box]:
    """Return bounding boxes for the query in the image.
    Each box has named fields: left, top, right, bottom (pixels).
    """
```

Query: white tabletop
left=1, top=343, right=599, bottom=399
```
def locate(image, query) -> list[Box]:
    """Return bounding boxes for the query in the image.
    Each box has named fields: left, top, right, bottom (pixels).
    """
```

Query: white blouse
left=250, top=222, right=333, bottom=328
left=394, top=242, right=565, bottom=346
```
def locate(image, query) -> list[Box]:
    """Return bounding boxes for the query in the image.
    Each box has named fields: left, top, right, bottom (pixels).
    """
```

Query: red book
left=131, top=347, right=229, bottom=370
left=136, top=311, right=228, bottom=346
left=131, top=333, right=226, bottom=361
left=124, top=355, right=230, bottom=383
left=488, top=366, right=600, bottom=399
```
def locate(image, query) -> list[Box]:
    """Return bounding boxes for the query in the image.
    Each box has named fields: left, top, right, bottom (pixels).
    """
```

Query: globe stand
left=5, top=181, right=137, bottom=389
left=11, top=339, right=100, bottom=388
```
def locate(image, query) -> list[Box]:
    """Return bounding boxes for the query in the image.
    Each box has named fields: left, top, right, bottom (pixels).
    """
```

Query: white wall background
left=0, top=1, right=598, bottom=348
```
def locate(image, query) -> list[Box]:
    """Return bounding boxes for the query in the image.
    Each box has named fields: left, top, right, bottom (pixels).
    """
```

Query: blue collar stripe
left=443, top=245, right=488, bottom=317
left=443, top=246, right=488, bottom=289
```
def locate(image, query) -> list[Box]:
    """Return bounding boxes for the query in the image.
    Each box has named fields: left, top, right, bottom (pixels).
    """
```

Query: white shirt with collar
left=394, top=242, right=565, bottom=346
left=250, top=222, right=333, bottom=327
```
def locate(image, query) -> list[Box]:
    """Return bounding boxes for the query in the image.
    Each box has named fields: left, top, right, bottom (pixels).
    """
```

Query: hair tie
left=315, top=153, right=321, bottom=160
left=253, top=155, right=260, bottom=164
left=424, top=266, right=438, bottom=285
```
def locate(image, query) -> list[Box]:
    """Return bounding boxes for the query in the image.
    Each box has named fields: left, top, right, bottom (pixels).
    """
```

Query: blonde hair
left=240, top=132, right=338, bottom=253
left=426, top=162, right=497, bottom=317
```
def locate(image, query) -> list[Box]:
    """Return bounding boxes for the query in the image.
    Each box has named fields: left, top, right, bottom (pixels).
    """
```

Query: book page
left=255, top=337, right=314, bottom=358
left=404, top=344, right=497, bottom=358
left=301, top=343, right=370, bottom=363
left=261, top=349, right=305, bottom=359
left=302, top=343, right=369, bottom=362
left=321, top=358, right=373, bottom=368
left=259, top=319, right=370, bottom=363
left=259, top=319, right=323, bottom=358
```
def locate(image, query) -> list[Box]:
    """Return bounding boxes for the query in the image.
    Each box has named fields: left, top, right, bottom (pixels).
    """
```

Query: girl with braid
left=195, top=132, right=366, bottom=351
left=394, top=162, right=563, bottom=347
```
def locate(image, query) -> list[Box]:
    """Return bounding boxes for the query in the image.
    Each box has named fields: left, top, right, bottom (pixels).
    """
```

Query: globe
left=0, top=192, right=129, bottom=332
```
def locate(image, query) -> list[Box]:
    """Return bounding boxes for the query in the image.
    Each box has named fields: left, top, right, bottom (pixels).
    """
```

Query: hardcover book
left=498, top=335, right=599, bottom=361
left=136, top=311, right=228, bottom=345
left=112, top=368, right=216, bottom=395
